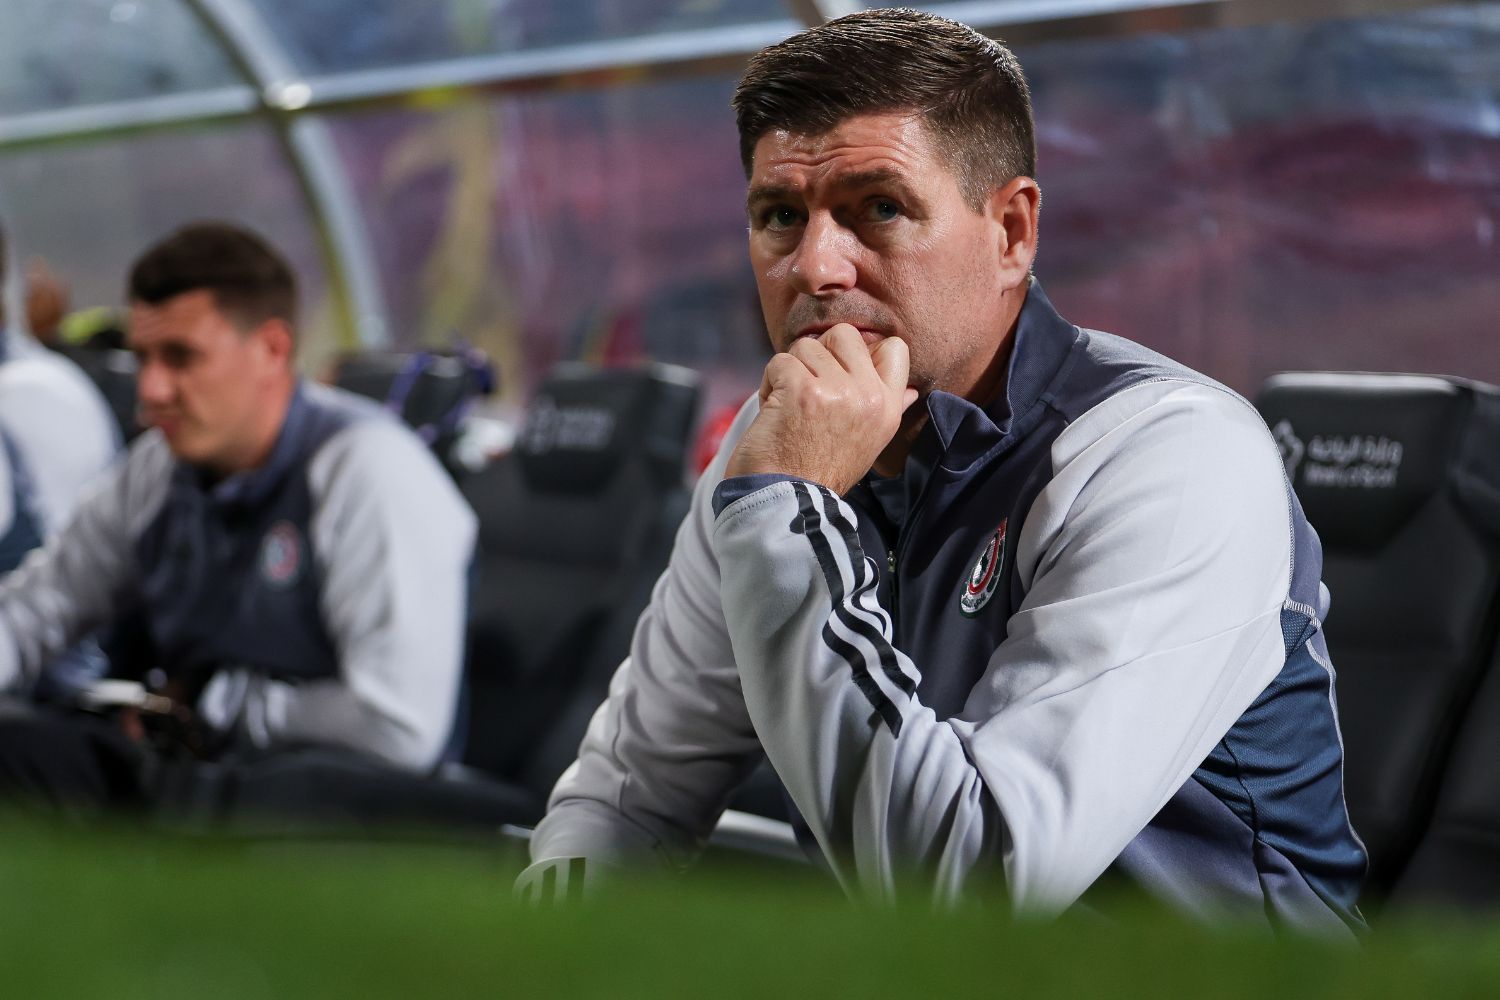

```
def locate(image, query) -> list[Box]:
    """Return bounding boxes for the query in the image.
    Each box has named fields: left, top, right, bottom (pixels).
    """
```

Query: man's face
left=130, top=289, right=290, bottom=472
left=747, top=111, right=1018, bottom=400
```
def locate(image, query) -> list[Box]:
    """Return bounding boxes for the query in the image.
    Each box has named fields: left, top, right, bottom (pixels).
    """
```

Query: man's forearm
left=713, top=478, right=997, bottom=903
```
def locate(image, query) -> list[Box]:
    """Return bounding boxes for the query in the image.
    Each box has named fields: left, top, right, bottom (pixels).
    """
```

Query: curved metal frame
left=180, top=0, right=390, bottom=348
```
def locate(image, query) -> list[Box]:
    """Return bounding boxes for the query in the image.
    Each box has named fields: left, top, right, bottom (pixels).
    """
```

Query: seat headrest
left=334, top=350, right=494, bottom=440
left=1256, top=373, right=1500, bottom=550
left=515, top=362, right=700, bottom=494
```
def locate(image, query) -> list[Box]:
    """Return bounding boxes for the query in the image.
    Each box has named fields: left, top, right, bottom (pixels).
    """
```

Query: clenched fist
left=726, top=323, right=920, bottom=495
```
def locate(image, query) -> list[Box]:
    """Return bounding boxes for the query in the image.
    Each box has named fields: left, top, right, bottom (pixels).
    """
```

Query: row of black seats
left=1257, top=372, right=1500, bottom=915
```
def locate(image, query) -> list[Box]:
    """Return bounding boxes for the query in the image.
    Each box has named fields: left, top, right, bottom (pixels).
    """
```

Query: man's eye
left=866, top=199, right=902, bottom=222
left=762, top=206, right=802, bottom=231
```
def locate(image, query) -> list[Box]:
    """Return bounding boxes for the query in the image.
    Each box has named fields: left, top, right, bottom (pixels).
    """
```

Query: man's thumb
left=870, top=335, right=910, bottom=390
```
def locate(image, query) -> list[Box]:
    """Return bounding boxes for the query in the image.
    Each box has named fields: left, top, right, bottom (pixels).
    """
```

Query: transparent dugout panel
left=320, top=72, right=768, bottom=412
left=1022, top=3, right=1500, bottom=394
left=0, top=0, right=243, bottom=118
left=0, top=124, right=341, bottom=369
left=246, top=0, right=794, bottom=75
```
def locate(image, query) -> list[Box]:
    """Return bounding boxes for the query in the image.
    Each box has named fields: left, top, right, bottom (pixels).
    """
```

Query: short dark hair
left=733, top=8, right=1036, bottom=210
left=128, top=222, right=297, bottom=334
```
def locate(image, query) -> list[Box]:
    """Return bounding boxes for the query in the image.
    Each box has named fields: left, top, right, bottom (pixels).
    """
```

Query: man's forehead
left=748, top=111, right=938, bottom=182
left=128, top=289, right=230, bottom=341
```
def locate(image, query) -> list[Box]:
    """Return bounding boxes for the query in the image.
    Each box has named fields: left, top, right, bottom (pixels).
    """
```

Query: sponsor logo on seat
left=1274, top=420, right=1403, bottom=490
left=1272, top=420, right=1305, bottom=479
left=521, top=396, right=616, bottom=453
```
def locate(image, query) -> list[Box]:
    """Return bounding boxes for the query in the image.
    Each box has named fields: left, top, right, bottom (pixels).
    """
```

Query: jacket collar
left=922, top=278, right=1079, bottom=474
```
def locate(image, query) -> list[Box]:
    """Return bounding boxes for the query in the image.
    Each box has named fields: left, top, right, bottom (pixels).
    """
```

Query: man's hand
left=726, top=324, right=920, bottom=495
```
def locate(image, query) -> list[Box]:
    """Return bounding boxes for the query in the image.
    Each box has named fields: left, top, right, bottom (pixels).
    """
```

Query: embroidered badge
left=260, top=520, right=303, bottom=588
left=959, top=518, right=1007, bottom=618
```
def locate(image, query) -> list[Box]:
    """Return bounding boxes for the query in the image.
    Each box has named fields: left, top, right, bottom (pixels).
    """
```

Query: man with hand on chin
left=521, top=9, right=1365, bottom=933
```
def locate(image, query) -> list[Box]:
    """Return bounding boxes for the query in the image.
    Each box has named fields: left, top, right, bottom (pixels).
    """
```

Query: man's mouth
left=144, top=414, right=180, bottom=437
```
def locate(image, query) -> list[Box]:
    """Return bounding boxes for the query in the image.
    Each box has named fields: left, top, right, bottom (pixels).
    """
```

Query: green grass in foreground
left=0, top=822, right=1497, bottom=998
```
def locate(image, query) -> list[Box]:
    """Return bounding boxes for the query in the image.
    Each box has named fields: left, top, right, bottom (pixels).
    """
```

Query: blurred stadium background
left=2, top=0, right=1496, bottom=422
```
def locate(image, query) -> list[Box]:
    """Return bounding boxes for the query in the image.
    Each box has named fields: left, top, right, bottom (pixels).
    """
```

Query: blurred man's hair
left=733, top=8, right=1035, bottom=211
left=128, top=222, right=297, bottom=336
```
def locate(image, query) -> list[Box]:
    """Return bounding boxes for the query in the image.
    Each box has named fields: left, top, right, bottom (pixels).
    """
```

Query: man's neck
left=207, top=377, right=298, bottom=478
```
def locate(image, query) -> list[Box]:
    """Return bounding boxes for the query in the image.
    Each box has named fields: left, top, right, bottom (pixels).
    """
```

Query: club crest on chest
left=960, top=518, right=1006, bottom=618
left=260, top=520, right=304, bottom=589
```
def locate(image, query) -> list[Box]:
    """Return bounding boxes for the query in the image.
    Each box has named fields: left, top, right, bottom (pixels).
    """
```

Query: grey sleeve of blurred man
left=518, top=399, right=765, bottom=893
left=198, top=419, right=477, bottom=771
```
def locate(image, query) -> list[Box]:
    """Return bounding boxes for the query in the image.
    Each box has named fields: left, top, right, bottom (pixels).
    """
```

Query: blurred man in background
left=0, top=223, right=120, bottom=699
left=0, top=223, right=119, bottom=570
left=520, top=9, right=1365, bottom=933
left=0, top=222, right=474, bottom=819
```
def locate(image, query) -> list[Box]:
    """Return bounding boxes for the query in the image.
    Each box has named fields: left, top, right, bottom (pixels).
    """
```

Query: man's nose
left=787, top=215, right=857, bottom=297
left=136, top=360, right=173, bottom=407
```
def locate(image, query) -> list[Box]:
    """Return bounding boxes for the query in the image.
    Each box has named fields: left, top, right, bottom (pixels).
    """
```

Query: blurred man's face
left=746, top=111, right=1017, bottom=402
left=130, top=289, right=291, bottom=473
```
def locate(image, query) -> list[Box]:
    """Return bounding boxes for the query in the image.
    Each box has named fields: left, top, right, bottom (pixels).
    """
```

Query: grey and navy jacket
left=0, top=380, right=476, bottom=771
left=524, top=283, right=1366, bottom=933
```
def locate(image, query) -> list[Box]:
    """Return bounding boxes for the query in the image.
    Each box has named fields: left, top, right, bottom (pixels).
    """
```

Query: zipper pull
left=887, top=548, right=899, bottom=610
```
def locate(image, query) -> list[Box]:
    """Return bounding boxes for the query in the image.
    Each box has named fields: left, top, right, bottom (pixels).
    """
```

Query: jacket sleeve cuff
left=711, top=473, right=806, bottom=516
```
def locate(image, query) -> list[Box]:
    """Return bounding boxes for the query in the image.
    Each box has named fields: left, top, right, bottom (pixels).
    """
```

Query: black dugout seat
left=1255, top=373, right=1500, bottom=905
left=332, top=348, right=496, bottom=474
left=1382, top=381, right=1500, bottom=911
left=456, top=361, right=700, bottom=800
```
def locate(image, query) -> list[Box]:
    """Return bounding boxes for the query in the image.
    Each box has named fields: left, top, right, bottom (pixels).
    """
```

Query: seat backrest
left=332, top=349, right=495, bottom=470
left=458, top=362, right=700, bottom=796
left=1255, top=373, right=1500, bottom=900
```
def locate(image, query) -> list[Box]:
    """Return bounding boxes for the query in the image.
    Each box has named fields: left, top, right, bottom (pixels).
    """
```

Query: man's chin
left=155, top=429, right=203, bottom=462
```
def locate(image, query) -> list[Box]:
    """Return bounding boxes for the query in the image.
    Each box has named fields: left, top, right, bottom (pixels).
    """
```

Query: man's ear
left=254, top=317, right=296, bottom=369
left=989, top=176, right=1041, bottom=289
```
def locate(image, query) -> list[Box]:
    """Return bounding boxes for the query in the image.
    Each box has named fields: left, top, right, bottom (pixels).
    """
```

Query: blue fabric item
left=0, top=429, right=45, bottom=573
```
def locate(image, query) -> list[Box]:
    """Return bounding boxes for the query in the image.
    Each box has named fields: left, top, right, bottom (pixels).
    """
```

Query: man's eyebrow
left=746, top=169, right=920, bottom=217
left=836, top=167, right=913, bottom=195
left=746, top=184, right=799, bottom=217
